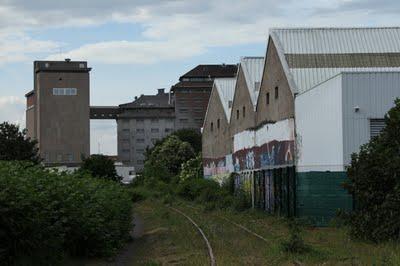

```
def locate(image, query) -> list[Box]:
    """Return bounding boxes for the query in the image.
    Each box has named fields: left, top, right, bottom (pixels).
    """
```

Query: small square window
left=266, top=93, right=270, bottom=105
left=243, top=106, right=246, bottom=118
left=217, top=119, right=220, bottom=129
left=236, top=110, right=240, bottom=120
left=275, top=87, right=279, bottom=99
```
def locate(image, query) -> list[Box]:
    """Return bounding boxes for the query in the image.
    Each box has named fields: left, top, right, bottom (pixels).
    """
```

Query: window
left=136, top=148, right=145, bottom=153
left=179, top=118, right=188, bottom=123
left=266, top=92, right=270, bottom=105
left=370, top=119, right=385, bottom=138
left=195, top=118, right=203, bottom=123
left=151, top=118, right=159, bottom=123
left=136, top=138, right=145, bottom=143
left=179, top=108, right=189, bottom=113
left=151, top=138, right=158, bottom=143
left=211, top=122, right=214, bottom=132
left=236, top=110, right=240, bottom=120
left=228, top=100, right=233, bottom=108
left=56, top=154, right=63, bottom=162
left=243, top=106, right=246, bottom=118
left=122, top=128, right=130, bottom=132
left=122, top=149, right=130, bottom=153
left=151, top=128, right=159, bottom=133
left=217, top=119, right=220, bottom=129
left=136, top=118, right=144, bottom=123
left=165, top=128, right=173, bottom=133
left=53, top=88, right=77, bottom=96
left=65, top=154, right=73, bottom=162
left=275, top=86, right=279, bottom=99
left=136, top=128, right=144, bottom=133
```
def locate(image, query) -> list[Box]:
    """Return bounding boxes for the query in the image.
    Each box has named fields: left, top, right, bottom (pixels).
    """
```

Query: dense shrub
left=343, top=99, right=400, bottom=242
left=178, top=153, right=203, bottom=183
left=0, top=122, right=40, bottom=163
left=80, top=154, right=119, bottom=181
left=143, top=135, right=195, bottom=183
left=176, top=178, right=220, bottom=201
left=0, top=161, right=132, bottom=264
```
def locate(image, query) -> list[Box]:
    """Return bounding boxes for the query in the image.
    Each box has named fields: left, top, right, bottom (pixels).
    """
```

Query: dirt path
left=112, top=214, right=144, bottom=266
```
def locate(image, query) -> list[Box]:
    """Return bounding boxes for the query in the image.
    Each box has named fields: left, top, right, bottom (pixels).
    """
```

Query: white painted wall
left=342, top=72, right=400, bottom=164
left=295, top=75, right=344, bottom=172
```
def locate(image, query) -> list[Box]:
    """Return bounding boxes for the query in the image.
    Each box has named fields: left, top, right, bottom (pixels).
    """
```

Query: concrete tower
left=25, top=59, right=91, bottom=166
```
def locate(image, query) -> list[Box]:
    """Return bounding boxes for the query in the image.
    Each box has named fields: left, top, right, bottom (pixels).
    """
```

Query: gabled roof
left=203, top=77, right=237, bottom=130
left=214, top=78, right=237, bottom=122
left=119, top=92, right=173, bottom=109
left=270, top=27, right=400, bottom=94
left=240, top=57, right=264, bottom=108
left=179, top=64, right=237, bottom=80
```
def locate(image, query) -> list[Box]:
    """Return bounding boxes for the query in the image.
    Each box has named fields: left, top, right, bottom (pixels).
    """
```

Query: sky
left=1, top=0, right=400, bottom=155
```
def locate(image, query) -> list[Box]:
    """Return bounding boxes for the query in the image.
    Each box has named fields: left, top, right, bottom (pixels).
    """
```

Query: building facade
left=171, top=64, right=237, bottom=130
left=116, top=89, right=175, bottom=172
left=202, top=27, right=400, bottom=225
left=25, top=59, right=91, bottom=166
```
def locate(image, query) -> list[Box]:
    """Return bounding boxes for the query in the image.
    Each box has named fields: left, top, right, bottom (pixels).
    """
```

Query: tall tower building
left=25, top=59, right=91, bottom=166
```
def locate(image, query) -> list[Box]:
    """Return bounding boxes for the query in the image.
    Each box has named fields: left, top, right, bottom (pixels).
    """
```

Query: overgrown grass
left=128, top=192, right=400, bottom=265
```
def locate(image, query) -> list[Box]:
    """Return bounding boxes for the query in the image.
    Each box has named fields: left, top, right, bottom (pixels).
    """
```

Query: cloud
left=2, top=0, right=400, bottom=65
left=0, top=96, right=25, bottom=127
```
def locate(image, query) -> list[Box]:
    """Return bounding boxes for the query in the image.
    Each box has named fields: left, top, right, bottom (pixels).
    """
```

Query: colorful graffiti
left=203, top=155, right=233, bottom=182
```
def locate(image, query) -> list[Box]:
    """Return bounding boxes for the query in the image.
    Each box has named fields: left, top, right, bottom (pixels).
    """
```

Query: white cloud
left=0, top=96, right=25, bottom=127
left=3, top=0, right=400, bottom=65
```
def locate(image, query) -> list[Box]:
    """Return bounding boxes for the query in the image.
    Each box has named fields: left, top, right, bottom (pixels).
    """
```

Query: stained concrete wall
left=229, top=66, right=256, bottom=135
left=256, top=38, right=294, bottom=124
left=37, top=70, right=90, bottom=165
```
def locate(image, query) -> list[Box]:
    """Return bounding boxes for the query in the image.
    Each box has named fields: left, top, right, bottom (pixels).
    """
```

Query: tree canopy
left=80, top=154, right=119, bottom=181
left=0, top=122, right=40, bottom=163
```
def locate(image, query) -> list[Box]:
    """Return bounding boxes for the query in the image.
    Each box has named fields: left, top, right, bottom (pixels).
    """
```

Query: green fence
left=296, top=171, right=353, bottom=226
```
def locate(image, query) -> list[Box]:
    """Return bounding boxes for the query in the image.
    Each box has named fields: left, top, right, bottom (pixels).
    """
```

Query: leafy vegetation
left=80, top=154, right=119, bottom=181
left=0, top=122, right=40, bottom=163
left=281, top=219, right=310, bottom=254
left=344, top=99, right=400, bottom=242
left=143, top=135, right=195, bottom=183
left=0, top=161, right=132, bottom=264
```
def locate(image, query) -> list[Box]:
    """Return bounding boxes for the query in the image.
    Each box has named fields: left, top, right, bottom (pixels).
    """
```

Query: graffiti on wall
left=203, top=155, right=233, bottom=182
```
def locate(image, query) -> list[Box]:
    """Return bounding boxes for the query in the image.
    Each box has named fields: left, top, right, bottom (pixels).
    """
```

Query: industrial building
left=25, top=60, right=91, bottom=166
left=202, top=27, right=400, bottom=224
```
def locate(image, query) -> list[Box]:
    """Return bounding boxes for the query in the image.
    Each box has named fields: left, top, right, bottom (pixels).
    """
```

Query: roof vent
left=157, top=88, right=165, bottom=95
left=65, top=58, right=71, bottom=62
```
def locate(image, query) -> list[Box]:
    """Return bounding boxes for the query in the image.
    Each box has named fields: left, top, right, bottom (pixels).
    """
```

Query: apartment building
left=171, top=64, right=237, bottom=130
left=117, top=89, right=175, bottom=172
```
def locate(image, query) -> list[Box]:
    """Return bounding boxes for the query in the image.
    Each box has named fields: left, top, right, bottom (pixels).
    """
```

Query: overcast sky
left=1, top=0, right=400, bottom=155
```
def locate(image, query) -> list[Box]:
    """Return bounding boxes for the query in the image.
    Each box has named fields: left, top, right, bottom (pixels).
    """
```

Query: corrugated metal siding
left=296, top=171, right=353, bottom=226
left=370, top=119, right=386, bottom=138
left=342, top=72, right=400, bottom=164
left=214, top=78, right=236, bottom=122
left=272, top=28, right=400, bottom=54
left=295, top=75, right=344, bottom=172
left=240, top=57, right=264, bottom=108
left=271, top=28, right=400, bottom=94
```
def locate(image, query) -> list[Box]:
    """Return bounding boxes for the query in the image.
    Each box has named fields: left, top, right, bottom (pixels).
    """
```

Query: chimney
left=157, top=88, right=165, bottom=95
left=65, top=58, right=71, bottom=62
left=134, top=96, right=138, bottom=100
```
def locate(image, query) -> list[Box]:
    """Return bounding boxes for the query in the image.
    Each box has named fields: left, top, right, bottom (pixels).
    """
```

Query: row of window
left=122, top=128, right=173, bottom=134
left=210, top=119, right=221, bottom=132
left=53, top=88, right=77, bottom=96
left=44, top=153, right=74, bottom=162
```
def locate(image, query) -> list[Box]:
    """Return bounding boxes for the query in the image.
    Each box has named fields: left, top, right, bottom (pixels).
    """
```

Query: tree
left=178, top=153, right=203, bottom=183
left=343, top=98, right=400, bottom=242
left=172, top=129, right=202, bottom=153
left=80, top=154, right=119, bottom=181
left=143, top=135, right=195, bottom=183
left=0, top=122, right=40, bottom=163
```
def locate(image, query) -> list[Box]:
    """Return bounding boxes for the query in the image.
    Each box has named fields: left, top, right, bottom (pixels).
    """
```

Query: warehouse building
left=203, top=27, right=400, bottom=225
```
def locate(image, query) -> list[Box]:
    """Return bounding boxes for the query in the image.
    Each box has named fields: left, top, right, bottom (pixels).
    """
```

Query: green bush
left=232, top=189, right=252, bottom=212
left=176, top=178, right=220, bottom=201
left=343, top=99, right=400, bottom=242
left=0, top=161, right=132, bottom=264
left=281, top=219, right=310, bottom=254
left=80, top=154, right=119, bottom=181
left=178, top=153, right=203, bottom=183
